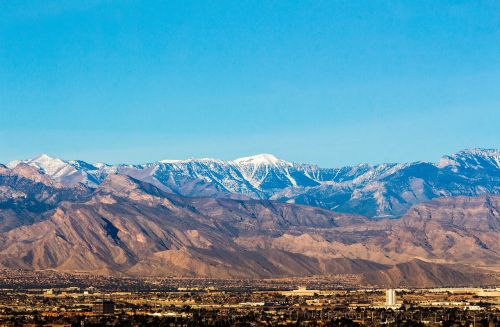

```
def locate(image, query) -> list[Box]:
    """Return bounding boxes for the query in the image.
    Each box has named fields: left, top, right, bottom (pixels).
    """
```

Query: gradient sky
left=1, top=1, right=499, bottom=167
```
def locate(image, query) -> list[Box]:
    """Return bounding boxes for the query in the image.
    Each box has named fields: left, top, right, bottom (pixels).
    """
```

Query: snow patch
left=232, top=154, right=290, bottom=166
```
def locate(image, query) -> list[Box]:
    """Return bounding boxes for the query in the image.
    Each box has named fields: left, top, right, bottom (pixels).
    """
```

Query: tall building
left=93, top=299, right=115, bottom=315
left=386, top=289, right=396, bottom=306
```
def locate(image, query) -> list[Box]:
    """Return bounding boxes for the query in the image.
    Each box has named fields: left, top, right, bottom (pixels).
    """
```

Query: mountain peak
left=33, top=153, right=56, bottom=161
left=6, top=154, right=81, bottom=182
left=437, top=148, right=500, bottom=169
left=457, top=148, right=500, bottom=157
left=159, top=157, right=222, bottom=164
left=232, top=153, right=289, bottom=166
left=7, top=154, right=63, bottom=168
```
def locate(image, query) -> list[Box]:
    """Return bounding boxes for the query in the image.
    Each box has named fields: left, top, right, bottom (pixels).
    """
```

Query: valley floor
left=0, top=274, right=499, bottom=326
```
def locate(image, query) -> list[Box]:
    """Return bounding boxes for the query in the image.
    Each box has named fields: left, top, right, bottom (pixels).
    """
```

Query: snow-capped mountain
left=6, top=154, right=94, bottom=186
left=437, top=148, right=500, bottom=171
left=5, top=149, right=500, bottom=217
left=3, top=162, right=500, bottom=282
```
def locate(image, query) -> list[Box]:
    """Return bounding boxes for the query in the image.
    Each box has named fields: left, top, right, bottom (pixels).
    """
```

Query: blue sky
left=1, top=1, right=499, bottom=167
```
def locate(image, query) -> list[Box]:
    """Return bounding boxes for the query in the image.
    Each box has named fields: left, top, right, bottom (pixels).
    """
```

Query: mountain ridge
left=0, top=164, right=500, bottom=286
left=4, top=148, right=500, bottom=217
left=0, top=164, right=498, bottom=286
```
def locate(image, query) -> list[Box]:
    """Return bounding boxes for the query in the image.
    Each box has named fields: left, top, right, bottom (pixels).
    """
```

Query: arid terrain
left=0, top=155, right=499, bottom=287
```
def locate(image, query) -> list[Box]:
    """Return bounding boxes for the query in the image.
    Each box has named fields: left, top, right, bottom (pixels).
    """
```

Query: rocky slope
left=0, top=165, right=498, bottom=286
left=6, top=149, right=499, bottom=218
left=0, top=164, right=91, bottom=232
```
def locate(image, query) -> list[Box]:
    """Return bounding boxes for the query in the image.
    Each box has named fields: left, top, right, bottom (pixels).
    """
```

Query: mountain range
left=6, top=148, right=500, bottom=217
left=0, top=149, right=499, bottom=287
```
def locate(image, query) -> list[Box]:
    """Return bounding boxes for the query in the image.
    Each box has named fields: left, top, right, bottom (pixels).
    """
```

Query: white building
left=281, top=286, right=320, bottom=297
left=386, top=289, right=396, bottom=306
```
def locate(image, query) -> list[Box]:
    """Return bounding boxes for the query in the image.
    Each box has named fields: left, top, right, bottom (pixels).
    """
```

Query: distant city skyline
left=1, top=1, right=499, bottom=166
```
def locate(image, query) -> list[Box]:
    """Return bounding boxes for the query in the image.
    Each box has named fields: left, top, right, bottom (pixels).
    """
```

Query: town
left=0, top=270, right=499, bottom=326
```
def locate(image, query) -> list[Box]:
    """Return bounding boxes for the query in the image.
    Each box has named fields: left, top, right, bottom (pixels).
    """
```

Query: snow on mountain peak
left=34, top=153, right=52, bottom=160
left=159, top=159, right=184, bottom=164
left=32, top=154, right=66, bottom=167
left=232, top=154, right=289, bottom=166
left=460, top=148, right=500, bottom=157
left=158, top=157, right=223, bottom=165
left=437, top=148, right=500, bottom=169
left=6, top=154, right=78, bottom=179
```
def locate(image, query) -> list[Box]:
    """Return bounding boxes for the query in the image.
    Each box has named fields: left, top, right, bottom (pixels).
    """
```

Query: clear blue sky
left=1, top=1, right=499, bottom=167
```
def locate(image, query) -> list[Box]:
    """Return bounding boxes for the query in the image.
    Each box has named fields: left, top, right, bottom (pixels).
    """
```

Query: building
left=281, top=286, right=320, bottom=297
left=238, top=302, right=266, bottom=307
left=43, top=289, right=53, bottom=295
left=93, top=299, right=115, bottom=315
left=386, top=289, right=396, bottom=306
